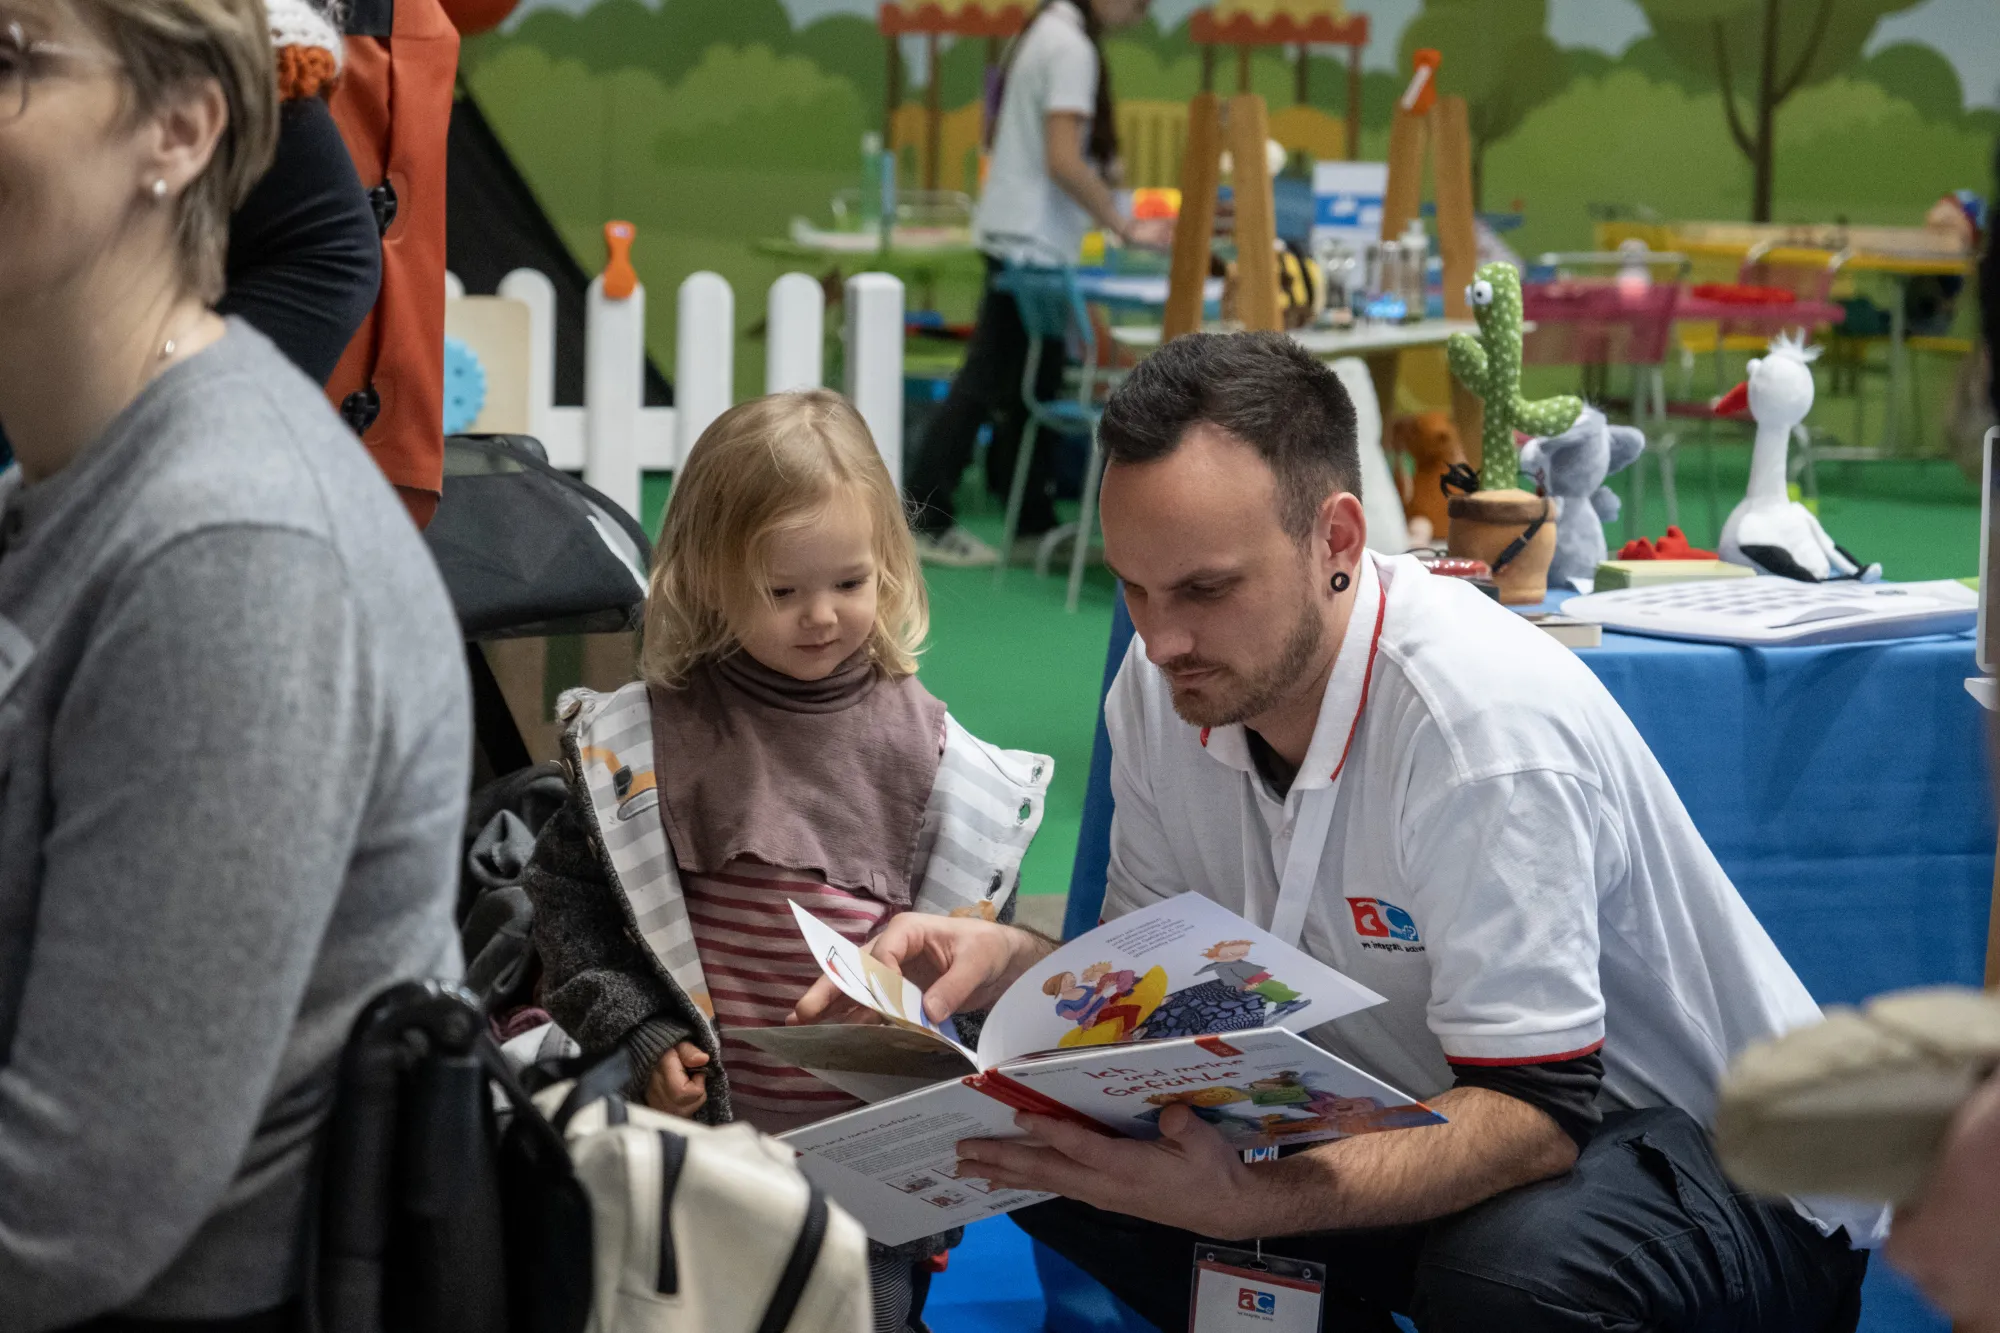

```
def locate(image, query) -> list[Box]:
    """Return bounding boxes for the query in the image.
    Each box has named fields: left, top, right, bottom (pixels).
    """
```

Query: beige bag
left=1716, top=986, right=2000, bottom=1205
left=535, top=1083, right=869, bottom=1333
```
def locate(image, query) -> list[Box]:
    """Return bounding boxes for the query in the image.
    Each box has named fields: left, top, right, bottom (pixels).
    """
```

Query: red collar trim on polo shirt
left=1326, top=575, right=1389, bottom=783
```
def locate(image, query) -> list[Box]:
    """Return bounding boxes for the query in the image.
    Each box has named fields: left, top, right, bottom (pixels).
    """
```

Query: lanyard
left=1265, top=576, right=1388, bottom=948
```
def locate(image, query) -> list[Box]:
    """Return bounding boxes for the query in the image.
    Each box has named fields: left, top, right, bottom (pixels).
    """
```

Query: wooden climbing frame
left=1162, top=91, right=1283, bottom=341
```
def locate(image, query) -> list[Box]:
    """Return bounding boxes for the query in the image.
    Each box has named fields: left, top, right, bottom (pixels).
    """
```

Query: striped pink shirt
left=681, top=858, right=894, bottom=1134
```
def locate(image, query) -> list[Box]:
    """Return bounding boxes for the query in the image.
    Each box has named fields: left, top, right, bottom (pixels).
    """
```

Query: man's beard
left=1159, top=585, right=1326, bottom=729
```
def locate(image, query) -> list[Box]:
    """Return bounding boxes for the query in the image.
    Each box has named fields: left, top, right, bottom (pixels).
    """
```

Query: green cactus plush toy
left=1447, top=262, right=1584, bottom=492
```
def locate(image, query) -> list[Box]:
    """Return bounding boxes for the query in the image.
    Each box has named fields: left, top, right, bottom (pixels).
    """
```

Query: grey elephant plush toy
left=1518, top=405, right=1646, bottom=590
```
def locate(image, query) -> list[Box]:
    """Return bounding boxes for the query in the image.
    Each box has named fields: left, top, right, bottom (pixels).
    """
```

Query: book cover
left=990, top=1027, right=1443, bottom=1152
left=742, top=892, right=1391, bottom=1079
left=749, top=896, right=1443, bottom=1244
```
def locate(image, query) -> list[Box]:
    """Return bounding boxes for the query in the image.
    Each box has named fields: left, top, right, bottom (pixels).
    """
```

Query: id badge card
left=1189, top=1244, right=1325, bottom=1333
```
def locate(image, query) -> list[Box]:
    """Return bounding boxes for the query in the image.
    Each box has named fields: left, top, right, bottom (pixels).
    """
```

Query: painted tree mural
left=1634, top=0, right=1924, bottom=222
left=1398, top=0, right=1568, bottom=208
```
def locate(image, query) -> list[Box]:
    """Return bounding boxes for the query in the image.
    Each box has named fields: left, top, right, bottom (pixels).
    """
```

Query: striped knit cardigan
left=532, top=679, right=1053, bottom=1125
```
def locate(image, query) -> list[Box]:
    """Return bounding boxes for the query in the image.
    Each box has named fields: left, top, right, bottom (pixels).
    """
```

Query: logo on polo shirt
left=1347, top=897, right=1423, bottom=953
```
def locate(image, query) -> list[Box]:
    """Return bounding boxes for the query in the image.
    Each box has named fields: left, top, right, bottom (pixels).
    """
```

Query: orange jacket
left=325, top=0, right=460, bottom=528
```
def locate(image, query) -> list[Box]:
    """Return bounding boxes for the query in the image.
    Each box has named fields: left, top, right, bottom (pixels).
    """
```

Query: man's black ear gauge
left=1330, top=570, right=1352, bottom=594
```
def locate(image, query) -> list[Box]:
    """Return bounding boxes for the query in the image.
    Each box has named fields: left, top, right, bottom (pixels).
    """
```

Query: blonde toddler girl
left=526, top=390, right=1051, bottom=1331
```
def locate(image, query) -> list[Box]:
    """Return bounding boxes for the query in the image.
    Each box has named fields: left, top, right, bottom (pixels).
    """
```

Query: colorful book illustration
left=744, top=895, right=1444, bottom=1245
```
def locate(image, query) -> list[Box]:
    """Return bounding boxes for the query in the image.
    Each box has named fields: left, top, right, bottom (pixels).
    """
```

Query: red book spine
left=963, top=1070, right=1120, bottom=1137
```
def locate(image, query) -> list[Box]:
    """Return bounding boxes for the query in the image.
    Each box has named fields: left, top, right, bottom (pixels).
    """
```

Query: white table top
left=1111, top=318, right=1479, bottom=357
left=785, top=218, right=976, bottom=255
left=1073, top=273, right=1224, bottom=310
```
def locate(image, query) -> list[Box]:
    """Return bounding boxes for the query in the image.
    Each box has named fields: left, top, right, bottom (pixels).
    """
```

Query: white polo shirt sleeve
left=1041, top=20, right=1099, bottom=116
left=976, top=1, right=1100, bottom=263
left=1102, top=645, right=1190, bottom=920
left=1400, top=765, right=1614, bottom=1066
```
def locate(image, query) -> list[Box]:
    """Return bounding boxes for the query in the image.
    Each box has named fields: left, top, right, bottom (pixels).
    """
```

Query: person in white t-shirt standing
left=905, top=0, right=1163, bottom=567
left=799, top=332, right=1880, bottom=1331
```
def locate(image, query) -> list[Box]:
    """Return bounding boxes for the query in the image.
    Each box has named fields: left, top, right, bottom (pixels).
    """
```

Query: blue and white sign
left=1310, top=160, right=1389, bottom=252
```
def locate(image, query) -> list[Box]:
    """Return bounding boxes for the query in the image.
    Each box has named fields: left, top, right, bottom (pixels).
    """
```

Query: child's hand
left=644, top=1041, right=711, bottom=1118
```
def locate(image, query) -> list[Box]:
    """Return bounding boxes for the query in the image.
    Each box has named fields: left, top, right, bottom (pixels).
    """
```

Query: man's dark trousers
left=1013, top=1108, right=1868, bottom=1333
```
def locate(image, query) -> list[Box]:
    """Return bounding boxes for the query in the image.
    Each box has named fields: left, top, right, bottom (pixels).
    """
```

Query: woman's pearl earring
left=149, top=179, right=168, bottom=202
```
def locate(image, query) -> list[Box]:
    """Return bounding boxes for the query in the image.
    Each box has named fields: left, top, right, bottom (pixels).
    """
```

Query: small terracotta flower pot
left=1445, top=489, right=1558, bottom=605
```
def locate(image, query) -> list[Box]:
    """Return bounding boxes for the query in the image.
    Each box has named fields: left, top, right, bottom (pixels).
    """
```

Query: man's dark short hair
left=1099, top=331, right=1361, bottom=539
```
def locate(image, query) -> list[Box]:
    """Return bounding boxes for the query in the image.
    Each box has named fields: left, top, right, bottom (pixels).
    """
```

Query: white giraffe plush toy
left=1716, top=333, right=1880, bottom=583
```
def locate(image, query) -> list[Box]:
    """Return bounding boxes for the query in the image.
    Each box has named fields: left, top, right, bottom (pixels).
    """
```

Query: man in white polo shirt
left=795, top=332, right=1877, bottom=1331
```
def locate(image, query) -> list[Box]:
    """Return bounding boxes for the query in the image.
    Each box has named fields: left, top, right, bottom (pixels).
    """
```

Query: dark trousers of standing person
left=62, top=1304, right=295, bottom=1333
left=1014, top=1108, right=1868, bottom=1333
left=907, top=255, right=1068, bottom=539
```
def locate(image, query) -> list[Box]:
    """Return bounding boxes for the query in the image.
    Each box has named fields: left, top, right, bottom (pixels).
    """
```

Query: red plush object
left=1691, top=283, right=1797, bottom=306
left=1616, top=526, right=1717, bottom=561
left=440, top=0, right=519, bottom=35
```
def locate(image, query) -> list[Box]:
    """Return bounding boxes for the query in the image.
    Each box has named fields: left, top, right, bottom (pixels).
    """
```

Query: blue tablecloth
left=1040, top=588, right=1995, bottom=1333
left=1067, top=591, right=1995, bottom=1000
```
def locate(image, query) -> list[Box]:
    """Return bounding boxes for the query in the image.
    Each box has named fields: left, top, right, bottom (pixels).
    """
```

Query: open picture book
left=740, top=893, right=1445, bottom=1244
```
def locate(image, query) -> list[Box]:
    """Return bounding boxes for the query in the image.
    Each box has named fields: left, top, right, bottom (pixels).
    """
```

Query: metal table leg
left=1882, top=273, right=1911, bottom=456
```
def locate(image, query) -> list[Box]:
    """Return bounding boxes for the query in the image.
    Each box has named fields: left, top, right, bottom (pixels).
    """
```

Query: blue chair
left=991, top=261, right=1107, bottom=612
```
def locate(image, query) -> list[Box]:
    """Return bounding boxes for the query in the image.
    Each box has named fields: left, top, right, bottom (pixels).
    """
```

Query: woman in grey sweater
left=0, top=3, right=468, bottom=1329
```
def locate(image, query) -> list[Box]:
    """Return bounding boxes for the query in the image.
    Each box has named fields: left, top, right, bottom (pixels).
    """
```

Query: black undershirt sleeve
left=219, top=97, right=382, bottom=386
left=1448, top=1051, right=1605, bottom=1151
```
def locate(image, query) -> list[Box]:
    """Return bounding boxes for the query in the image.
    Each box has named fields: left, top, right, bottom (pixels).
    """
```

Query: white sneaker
left=914, top=525, right=1001, bottom=567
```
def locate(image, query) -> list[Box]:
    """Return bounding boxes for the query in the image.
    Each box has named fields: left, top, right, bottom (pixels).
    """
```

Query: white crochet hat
left=269, top=0, right=342, bottom=70
left=268, top=0, right=342, bottom=98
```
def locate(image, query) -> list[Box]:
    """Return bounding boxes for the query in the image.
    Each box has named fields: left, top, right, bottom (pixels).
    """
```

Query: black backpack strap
left=547, top=1048, right=639, bottom=1135
left=1489, top=498, right=1552, bottom=575
left=475, top=1036, right=577, bottom=1165
left=754, top=1186, right=831, bottom=1333
left=654, top=1131, right=688, bottom=1296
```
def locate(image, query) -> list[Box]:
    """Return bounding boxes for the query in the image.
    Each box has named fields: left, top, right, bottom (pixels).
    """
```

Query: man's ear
left=1315, top=489, right=1369, bottom=576
left=143, top=77, right=228, bottom=200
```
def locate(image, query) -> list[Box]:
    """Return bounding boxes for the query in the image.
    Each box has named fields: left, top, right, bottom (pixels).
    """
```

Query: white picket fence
left=444, top=267, right=906, bottom=522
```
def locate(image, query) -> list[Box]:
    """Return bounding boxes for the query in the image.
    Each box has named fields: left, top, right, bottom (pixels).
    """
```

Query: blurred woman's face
left=0, top=5, right=154, bottom=312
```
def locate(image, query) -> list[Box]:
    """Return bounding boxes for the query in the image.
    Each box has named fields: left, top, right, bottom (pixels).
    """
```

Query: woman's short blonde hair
left=642, top=390, right=928, bottom=687
left=74, top=0, right=280, bottom=302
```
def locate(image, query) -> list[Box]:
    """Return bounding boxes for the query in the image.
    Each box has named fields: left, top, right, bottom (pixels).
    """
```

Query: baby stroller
left=421, top=433, right=652, bottom=1021
left=306, top=437, right=644, bottom=1333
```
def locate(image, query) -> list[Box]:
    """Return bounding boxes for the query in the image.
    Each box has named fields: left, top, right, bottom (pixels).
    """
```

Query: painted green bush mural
left=649, top=46, right=867, bottom=170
